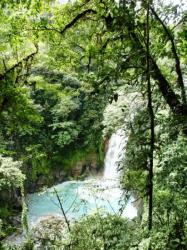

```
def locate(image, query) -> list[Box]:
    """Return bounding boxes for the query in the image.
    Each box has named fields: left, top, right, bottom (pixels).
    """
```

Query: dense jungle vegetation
left=0, top=0, right=187, bottom=249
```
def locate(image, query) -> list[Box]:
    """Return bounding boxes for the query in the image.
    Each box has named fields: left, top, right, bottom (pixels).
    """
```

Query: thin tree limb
left=146, top=0, right=154, bottom=232
left=60, top=9, right=97, bottom=35
left=151, top=6, right=186, bottom=104
left=26, top=9, right=97, bottom=36
left=54, top=188, right=71, bottom=232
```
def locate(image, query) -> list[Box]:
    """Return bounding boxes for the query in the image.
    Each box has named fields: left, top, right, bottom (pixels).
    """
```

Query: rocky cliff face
left=26, top=153, right=102, bottom=193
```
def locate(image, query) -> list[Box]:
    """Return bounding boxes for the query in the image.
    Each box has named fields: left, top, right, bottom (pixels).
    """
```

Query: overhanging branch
left=0, top=44, right=38, bottom=81
left=60, top=9, right=97, bottom=35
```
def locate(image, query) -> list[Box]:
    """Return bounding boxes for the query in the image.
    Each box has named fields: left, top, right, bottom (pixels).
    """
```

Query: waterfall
left=104, top=129, right=127, bottom=181
left=27, top=129, right=137, bottom=225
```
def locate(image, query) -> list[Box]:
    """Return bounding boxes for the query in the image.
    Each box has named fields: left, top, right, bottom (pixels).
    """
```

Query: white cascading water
left=103, top=129, right=128, bottom=181
left=101, top=129, right=137, bottom=218
left=91, top=129, right=128, bottom=201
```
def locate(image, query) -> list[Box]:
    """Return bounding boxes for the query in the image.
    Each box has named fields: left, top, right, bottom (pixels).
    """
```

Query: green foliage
left=121, top=109, right=187, bottom=249
left=31, top=216, right=67, bottom=249
left=60, top=146, right=103, bottom=174
left=67, top=213, right=134, bottom=250
left=0, top=155, right=25, bottom=190
left=122, top=108, right=149, bottom=196
left=151, top=135, right=187, bottom=249
left=0, top=156, right=27, bottom=243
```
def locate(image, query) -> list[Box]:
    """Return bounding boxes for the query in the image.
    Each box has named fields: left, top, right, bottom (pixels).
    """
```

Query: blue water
left=27, top=178, right=137, bottom=226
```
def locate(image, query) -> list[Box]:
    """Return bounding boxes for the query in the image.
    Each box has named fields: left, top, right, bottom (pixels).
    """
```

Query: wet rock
left=71, top=161, right=84, bottom=176
left=10, top=215, right=21, bottom=227
left=36, top=175, right=49, bottom=187
left=104, top=139, right=109, bottom=153
left=54, top=169, right=66, bottom=182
